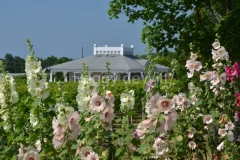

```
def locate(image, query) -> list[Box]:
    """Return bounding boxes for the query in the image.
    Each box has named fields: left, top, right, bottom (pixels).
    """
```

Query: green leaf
left=115, top=148, right=122, bottom=157
left=136, top=143, right=150, bottom=153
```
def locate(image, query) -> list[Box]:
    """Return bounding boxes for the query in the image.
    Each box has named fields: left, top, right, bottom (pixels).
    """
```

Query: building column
left=113, top=72, right=116, bottom=80
left=140, top=72, right=144, bottom=79
left=63, top=72, right=68, bottom=82
left=49, top=71, right=53, bottom=82
left=128, top=71, right=131, bottom=81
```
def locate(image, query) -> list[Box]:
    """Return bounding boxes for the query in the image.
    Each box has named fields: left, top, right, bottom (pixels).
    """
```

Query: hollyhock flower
left=225, top=66, right=237, bottom=81
left=185, top=60, right=195, bottom=71
left=217, top=47, right=227, bottom=57
left=68, top=111, right=80, bottom=131
left=188, top=141, right=196, bottom=150
left=234, top=62, right=240, bottom=77
left=235, top=93, right=240, bottom=107
left=203, top=115, right=213, bottom=124
left=18, top=143, right=25, bottom=159
left=80, top=146, right=92, bottom=159
left=218, top=128, right=227, bottom=137
left=193, top=61, right=202, bottom=71
left=102, top=106, right=115, bottom=123
left=187, top=71, right=194, bottom=78
left=210, top=75, right=220, bottom=86
left=35, top=140, right=41, bottom=152
left=75, top=141, right=82, bottom=156
left=188, top=82, right=195, bottom=91
left=146, top=79, right=156, bottom=92
left=153, top=137, right=165, bottom=150
left=86, top=152, right=99, bottom=160
left=156, top=99, right=173, bottom=112
left=140, top=119, right=154, bottom=129
left=85, top=116, right=93, bottom=122
left=190, top=52, right=198, bottom=60
left=225, top=122, right=235, bottom=130
left=30, top=113, right=39, bottom=127
left=156, top=121, right=166, bottom=133
left=52, top=127, right=65, bottom=149
left=200, top=71, right=213, bottom=81
left=164, top=110, right=178, bottom=131
left=217, top=141, right=224, bottom=151
left=227, top=131, right=234, bottom=142
left=10, top=91, right=19, bottom=104
left=212, top=41, right=220, bottom=49
left=23, top=149, right=40, bottom=160
left=135, top=128, right=146, bottom=138
left=105, top=90, right=115, bottom=107
left=188, top=127, right=196, bottom=138
left=219, top=72, right=226, bottom=84
left=89, top=93, right=106, bottom=113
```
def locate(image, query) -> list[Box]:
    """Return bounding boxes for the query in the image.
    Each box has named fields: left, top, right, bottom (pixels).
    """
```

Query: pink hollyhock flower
left=234, top=62, right=240, bottom=77
left=164, top=110, right=178, bottom=131
left=105, top=90, right=115, bottom=107
left=235, top=93, right=240, bottom=107
left=102, top=106, right=115, bottom=123
left=86, top=151, right=99, bottom=160
left=140, top=119, right=154, bottom=129
left=153, top=137, right=165, bottom=149
left=52, top=126, right=65, bottom=149
left=68, top=111, right=80, bottom=140
left=156, top=99, right=174, bottom=112
left=225, top=66, right=237, bottom=81
left=146, top=80, right=156, bottom=92
left=80, top=147, right=92, bottom=159
left=156, top=121, right=166, bottom=133
left=68, top=111, right=80, bottom=131
left=89, top=93, right=106, bottom=113
left=135, top=128, right=145, bottom=138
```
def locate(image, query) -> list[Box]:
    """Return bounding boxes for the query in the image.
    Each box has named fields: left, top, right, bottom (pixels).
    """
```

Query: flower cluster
left=25, top=54, right=49, bottom=100
left=185, top=52, right=203, bottom=78
left=120, top=90, right=135, bottom=111
left=76, top=77, right=98, bottom=112
left=18, top=141, right=41, bottom=160
left=0, top=71, right=19, bottom=130
left=52, top=111, right=80, bottom=149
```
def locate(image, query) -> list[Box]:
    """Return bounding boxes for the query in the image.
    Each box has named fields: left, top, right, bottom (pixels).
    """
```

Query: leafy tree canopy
left=108, top=0, right=240, bottom=62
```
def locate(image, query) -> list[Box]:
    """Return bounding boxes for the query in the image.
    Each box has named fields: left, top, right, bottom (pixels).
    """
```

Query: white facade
left=93, top=44, right=134, bottom=56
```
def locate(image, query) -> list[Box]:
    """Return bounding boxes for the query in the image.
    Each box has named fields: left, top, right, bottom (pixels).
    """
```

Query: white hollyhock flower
left=190, top=52, right=198, bottom=60
left=212, top=42, right=220, bottom=49
left=203, top=115, right=213, bottom=124
left=218, top=128, right=227, bottom=137
left=188, top=141, right=196, bottom=150
left=30, top=113, right=39, bottom=127
left=225, top=122, right=235, bottom=130
left=217, top=141, right=224, bottom=151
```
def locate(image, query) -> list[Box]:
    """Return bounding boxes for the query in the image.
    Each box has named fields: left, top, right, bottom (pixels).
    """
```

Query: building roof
left=47, top=54, right=171, bottom=73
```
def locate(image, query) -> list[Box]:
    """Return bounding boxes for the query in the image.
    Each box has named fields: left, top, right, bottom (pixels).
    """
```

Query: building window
left=104, top=51, right=106, bottom=54
left=118, top=51, right=120, bottom=54
left=111, top=51, right=113, bottom=54
left=96, top=51, right=99, bottom=54
left=114, top=51, right=117, bottom=54
left=107, top=51, right=110, bottom=54
left=100, top=51, right=102, bottom=54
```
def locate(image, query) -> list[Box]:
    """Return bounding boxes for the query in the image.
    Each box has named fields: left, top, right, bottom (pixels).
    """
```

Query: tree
left=108, top=0, right=240, bottom=62
left=4, top=53, right=14, bottom=73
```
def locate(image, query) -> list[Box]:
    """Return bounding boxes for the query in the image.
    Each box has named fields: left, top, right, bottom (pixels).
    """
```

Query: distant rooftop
left=93, top=44, right=134, bottom=56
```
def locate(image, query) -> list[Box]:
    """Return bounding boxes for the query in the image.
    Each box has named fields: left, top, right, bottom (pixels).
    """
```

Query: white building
left=47, top=44, right=171, bottom=82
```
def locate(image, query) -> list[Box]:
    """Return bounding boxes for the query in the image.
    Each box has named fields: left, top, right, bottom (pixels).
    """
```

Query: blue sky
left=0, top=0, right=147, bottom=60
